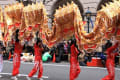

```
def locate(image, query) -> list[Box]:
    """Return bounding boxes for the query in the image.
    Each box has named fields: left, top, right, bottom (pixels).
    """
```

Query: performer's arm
left=75, top=47, right=79, bottom=54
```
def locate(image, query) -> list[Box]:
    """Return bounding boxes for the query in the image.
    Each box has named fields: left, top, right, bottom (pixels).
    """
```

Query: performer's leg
left=70, top=58, right=76, bottom=80
left=77, top=62, right=80, bottom=74
left=16, top=61, right=20, bottom=75
left=12, top=57, right=18, bottom=76
left=70, top=70, right=74, bottom=80
left=74, top=62, right=80, bottom=79
left=70, top=65, right=74, bottom=80
left=12, top=64, right=18, bottom=80
left=105, top=61, right=114, bottom=80
left=12, top=57, right=20, bottom=76
left=28, top=61, right=39, bottom=77
left=101, top=60, right=114, bottom=80
left=12, top=56, right=20, bottom=80
left=101, top=65, right=115, bottom=80
left=109, top=62, right=115, bottom=80
left=101, top=75, right=113, bottom=80
left=38, top=60, right=43, bottom=79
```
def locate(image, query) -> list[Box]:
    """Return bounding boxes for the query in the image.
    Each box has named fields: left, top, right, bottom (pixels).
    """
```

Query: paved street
left=0, top=61, right=120, bottom=80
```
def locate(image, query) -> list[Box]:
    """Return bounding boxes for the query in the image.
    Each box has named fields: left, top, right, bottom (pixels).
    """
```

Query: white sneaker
left=39, top=78, right=43, bottom=80
left=26, top=76, right=31, bottom=80
left=14, top=77, right=18, bottom=80
left=11, top=76, right=18, bottom=80
left=11, top=76, right=15, bottom=79
left=0, top=75, right=2, bottom=78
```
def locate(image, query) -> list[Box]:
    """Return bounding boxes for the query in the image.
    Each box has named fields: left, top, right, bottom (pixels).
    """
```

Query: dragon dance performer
left=11, top=29, right=24, bottom=80
left=70, top=39, right=81, bottom=80
left=102, top=38, right=120, bottom=80
left=27, top=38, right=44, bottom=80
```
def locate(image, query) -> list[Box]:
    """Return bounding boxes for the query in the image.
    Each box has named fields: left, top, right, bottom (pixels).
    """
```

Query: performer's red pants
left=28, top=56, right=43, bottom=78
left=70, top=57, right=81, bottom=80
left=12, top=54, right=20, bottom=76
left=101, top=59, right=115, bottom=80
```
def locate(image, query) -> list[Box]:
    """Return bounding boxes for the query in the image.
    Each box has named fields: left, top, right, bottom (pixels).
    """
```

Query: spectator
left=3, top=47, right=9, bottom=60
left=100, top=52, right=106, bottom=67
left=42, top=51, right=52, bottom=62
left=84, top=53, right=92, bottom=64
left=56, top=42, right=64, bottom=62
left=42, top=45, right=49, bottom=54
left=50, top=46, right=56, bottom=56
left=67, top=40, right=71, bottom=54
left=64, top=41, right=68, bottom=54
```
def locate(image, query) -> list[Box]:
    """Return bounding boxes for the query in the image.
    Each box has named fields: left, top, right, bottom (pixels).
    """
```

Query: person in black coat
left=56, top=42, right=64, bottom=62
